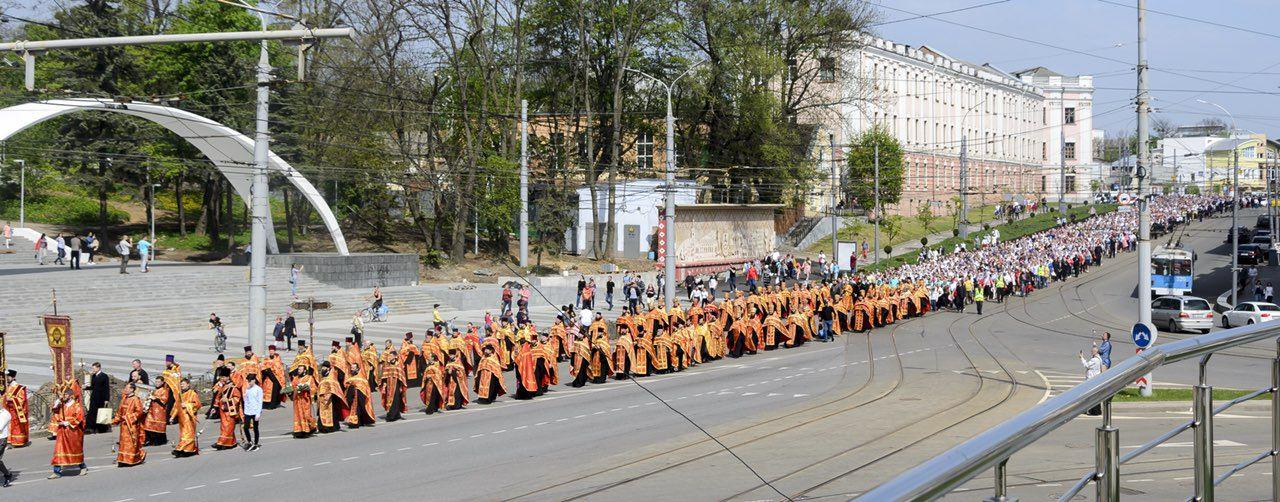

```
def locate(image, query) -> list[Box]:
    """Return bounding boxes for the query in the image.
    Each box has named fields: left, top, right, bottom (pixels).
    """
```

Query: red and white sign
left=655, top=208, right=666, bottom=268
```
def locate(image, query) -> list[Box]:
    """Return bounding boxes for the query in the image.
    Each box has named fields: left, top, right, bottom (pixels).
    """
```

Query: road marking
left=314, top=461, right=331, bottom=466
left=149, top=492, right=171, bottom=497
left=556, top=418, right=568, bottom=422
left=535, top=421, right=549, bottom=426
left=1128, top=479, right=1154, bottom=483
left=423, top=442, right=438, bottom=446
left=492, top=429, right=507, bottom=434
left=219, top=478, right=240, bottom=484
left=286, top=466, right=304, bottom=471
left=593, top=410, right=607, bottom=414
left=112, top=499, right=135, bottom=502
left=1035, top=483, right=1061, bottom=487
left=253, top=472, right=272, bottom=477
left=370, top=451, right=386, bottom=456
left=768, top=393, right=782, bottom=397
left=342, top=456, right=360, bottom=460
left=610, top=408, right=622, bottom=412
left=1174, top=476, right=1194, bottom=481
left=573, top=414, right=587, bottom=419
left=742, top=392, right=758, bottom=396
left=793, top=393, right=809, bottom=397
left=514, top=425, right=528, bottom=430
left=448, top=438, right=463, bottom=442
left=185, top=485, right=206, bottom=490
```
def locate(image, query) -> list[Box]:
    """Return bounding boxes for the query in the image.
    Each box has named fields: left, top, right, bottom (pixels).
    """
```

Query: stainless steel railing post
left=1272, top=338, right=1279, bottom=501
left=985, top=459, right=1016, bottom=502
left=1194, top=354, right=1214, bottom=501
left=1096, top=398, right=1119, bottom=502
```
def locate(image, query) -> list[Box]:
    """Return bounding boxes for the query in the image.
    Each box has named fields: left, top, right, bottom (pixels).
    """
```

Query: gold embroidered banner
left=43, top=315, right=73, bottom=387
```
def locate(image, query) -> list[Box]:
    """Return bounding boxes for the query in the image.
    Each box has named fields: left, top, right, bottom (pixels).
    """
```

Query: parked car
left=1151, top=295, right=1214, bottom=334
left=1238, top=244, right=1264, bottom=266
left=1250, top=235, right=1273, bottom=252
left=1257, top=214, right=1272, bottom=230
left=1222, top=301, right=1280, bottom=328
left=1225, top=227, right=1253, bottom=244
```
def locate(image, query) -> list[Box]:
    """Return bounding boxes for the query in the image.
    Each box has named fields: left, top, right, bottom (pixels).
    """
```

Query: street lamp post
left=625, top=60, right=704, bottom=311
left=1199, top=99, right=1239, bottom=306
left=14, top=159, right=25, bottom=228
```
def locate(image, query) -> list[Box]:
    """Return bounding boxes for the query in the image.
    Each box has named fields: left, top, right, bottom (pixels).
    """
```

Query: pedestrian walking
left=1, top=222, right=10, bottom=249
left=282, top=310, right=297, bottom=351
left=501, top=284, right=513, bottom=315
left=1081, top=347, right=1103, bottom=415
left=35, top=233, right=47, bottom=265
left=1098, top=332, right=1113, bottom=370
left=1267, top=282, right=1275, bottom=304
left=605, top=277, right=615, bottom=311
left=116, top=236, right=132, bottom=274
left=973, top=286, right=985, bottom=315
left=85, top=363, right=111, bottom=434
left=289, top=263, right=303, bottom=298
left=242, top=375, right=263, bottom=451
left=54, top=234, right=65, bottom=265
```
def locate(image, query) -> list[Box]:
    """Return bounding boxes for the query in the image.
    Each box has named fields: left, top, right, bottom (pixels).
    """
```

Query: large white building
left=804, top=35, right=1103, bottom=215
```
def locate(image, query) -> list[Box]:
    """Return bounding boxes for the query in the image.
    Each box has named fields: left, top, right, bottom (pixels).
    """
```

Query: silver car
left=1151, top=295, right=1214, bottom=334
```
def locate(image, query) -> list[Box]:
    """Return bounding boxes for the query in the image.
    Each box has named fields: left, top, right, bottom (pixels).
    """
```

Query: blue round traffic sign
left=1132, top=322, right=1157, bottom=349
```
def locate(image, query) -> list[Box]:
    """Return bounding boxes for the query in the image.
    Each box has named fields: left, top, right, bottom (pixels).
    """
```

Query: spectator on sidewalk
left=0, top=394, right=11, bottom=487
left=289, top=263, right=303, bottom=298
left=35, top=233, right=47, bottom=265
left=282, top=310, right=297, bottom=351
left=1267, top=282, right=1275, bottom=304
left=54, top=234, right=66, bottom=265
left=2, top=222, right=10, bottom=249
left=116, top=236, right=132, bottom=274
left=518, top=285, right=530, bottom=311
left=85, top=232, right=98, bottom=264
left=137, top=236, right=155, bottom=273
left=1098, top=332, right=1113, bottom=370
left=605, top=277, right=615, bottom=311
left=1081, top=346, right=1104, bottom=416
left=68, top=234, right=82, bottom=270
left=501, top=284, right=513, bottom=315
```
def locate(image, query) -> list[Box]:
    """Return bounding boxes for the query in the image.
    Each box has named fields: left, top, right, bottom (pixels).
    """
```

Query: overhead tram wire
left=495, top=260, right=793, bottom=502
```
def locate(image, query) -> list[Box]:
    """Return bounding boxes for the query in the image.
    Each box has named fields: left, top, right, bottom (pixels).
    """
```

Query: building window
left=1244, top=146, right=1257, bottom=158
left=1064, top=141, right=1076, bottom=160
left=1065, top=175, right=1076, bottom=193
left=576, top=132, right=589, bottom=163
left=1064, top=107, right=1076, bottom=124
left=1042, top=143, right=1047, bottom=161
left=819, top=57, right=836, bottom=83
left=636, top=133, right=654, bottom=171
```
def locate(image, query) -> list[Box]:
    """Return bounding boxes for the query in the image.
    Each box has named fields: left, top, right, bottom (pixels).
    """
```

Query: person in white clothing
left=0, top=396, right=11, bottom=486
left=1080, top=346, right=1102, bottom=380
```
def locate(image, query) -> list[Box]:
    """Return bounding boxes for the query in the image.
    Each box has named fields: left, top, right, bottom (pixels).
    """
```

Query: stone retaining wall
left=267, top=253, right=420, bottom=288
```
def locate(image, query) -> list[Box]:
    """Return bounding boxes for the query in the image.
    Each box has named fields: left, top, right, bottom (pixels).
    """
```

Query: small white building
left=567, top=179, right=698, bottom=259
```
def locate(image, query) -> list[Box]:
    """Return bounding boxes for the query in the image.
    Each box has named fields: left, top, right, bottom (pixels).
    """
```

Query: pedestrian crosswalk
left=1036, top=369, right=1086, bottom=399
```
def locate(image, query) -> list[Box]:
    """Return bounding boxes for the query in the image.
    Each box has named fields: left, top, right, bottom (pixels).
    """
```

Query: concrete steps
left=0, top=261, right=445, bottom=343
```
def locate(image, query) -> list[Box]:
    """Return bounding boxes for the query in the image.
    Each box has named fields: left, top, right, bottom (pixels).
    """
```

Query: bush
left=920, top=237, right=928, bottom=246
left=952, top=228, right=960, bottom=237
left=0, top=194, right=128, bottom=227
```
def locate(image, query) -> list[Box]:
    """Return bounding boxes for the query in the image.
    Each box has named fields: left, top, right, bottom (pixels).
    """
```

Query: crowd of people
left=0, top=194, right=1231, bottom=485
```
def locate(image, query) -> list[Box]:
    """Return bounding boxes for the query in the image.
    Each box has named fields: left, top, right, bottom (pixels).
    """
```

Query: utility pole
left=1136, top=0, right=1152, bottom=329
left=146, top=163, right=155, bottom=260
left=1232, top=148, right=1240, bottom=306
left=624, top=61, right=703, bottom=310
left=247, top=14, right=272, bottom=355
left=959, top=135, right=969, bottom=238
left=829, top=132, right=838, bottom=274
left=519, top=99, right=529, bottom=268
left=874, top=143, right=881, bottom=264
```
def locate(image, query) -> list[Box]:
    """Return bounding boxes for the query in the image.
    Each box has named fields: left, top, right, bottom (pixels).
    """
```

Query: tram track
left=501, top=313, right=910, bottom=501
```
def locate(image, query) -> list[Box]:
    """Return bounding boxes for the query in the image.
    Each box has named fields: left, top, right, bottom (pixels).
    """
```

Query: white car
left=1222, top=301, right=1280, bottom=328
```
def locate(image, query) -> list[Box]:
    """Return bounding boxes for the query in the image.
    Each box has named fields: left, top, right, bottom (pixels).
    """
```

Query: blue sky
left=873, top=0, right=1280, bottom=137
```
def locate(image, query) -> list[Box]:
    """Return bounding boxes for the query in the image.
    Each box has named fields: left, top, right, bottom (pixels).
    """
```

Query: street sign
left=1132, top=321, right=1157, bottom=349
left=291, top=298, right=332, bottom=349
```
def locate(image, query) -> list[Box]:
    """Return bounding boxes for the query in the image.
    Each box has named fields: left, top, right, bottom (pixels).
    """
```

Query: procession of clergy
left=1, top=194, right=1224, bottom=479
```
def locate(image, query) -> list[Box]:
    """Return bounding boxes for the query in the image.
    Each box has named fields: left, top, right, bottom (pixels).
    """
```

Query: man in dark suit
left=85, top=362, right=111, bottom=434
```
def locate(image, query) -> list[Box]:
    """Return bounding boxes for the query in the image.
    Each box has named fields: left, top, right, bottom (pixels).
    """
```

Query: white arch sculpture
left=0, top=98, right=348, bottom=255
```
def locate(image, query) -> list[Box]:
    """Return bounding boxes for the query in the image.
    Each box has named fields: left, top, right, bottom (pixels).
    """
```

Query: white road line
left=492, top=429, right=507, bottom=434
left=313, top=461, right=331, bottom=466
left=370, top=451, right=386, bottom=456
left=423, top=442, right=439, bottom=446
left=149, top=492, right=171, bottom=497
left=184, top=485, right=206, bottom=490
left=514, top=425, right=528, bottom=430
left=219, top=478, right=240, bottom=484
left=593, top=410, right=607, bottom=415
left=113, top=499, right=136, bottom=502
left=448, top=438, right=463, bottom=442
left=1174, top=476, right=1194, bottom=481
left=573, top=414, right=587, bottom=419
left=285, top=467, right=304, bottom=471
left=610, top=408, right=622, bottom=412
left=555, top=418, right=568, bottom=422
left=535, top=421, right=549, bottom=426
left=342, top=456, right=359, bottom=460
left=398, top=447, right=413, bottom=451
left=1035, top=483, right=1061, bottom=487
left=470, top=434, right=484, bottom=438
left=253, top=472, right=273, bottom=477
left=1128, top=479, right=1154, bottom=483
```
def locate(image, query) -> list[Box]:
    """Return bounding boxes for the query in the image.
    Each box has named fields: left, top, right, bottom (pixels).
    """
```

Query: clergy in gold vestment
left=171, top=379, right=201, bottom=457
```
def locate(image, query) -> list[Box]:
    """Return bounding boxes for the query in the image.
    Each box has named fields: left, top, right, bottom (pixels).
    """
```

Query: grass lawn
left=1112, top=387, right=1267, bottom=402
left=0, top=193, right=129, bottom=227
left=806, top=204, right=999, bottom=255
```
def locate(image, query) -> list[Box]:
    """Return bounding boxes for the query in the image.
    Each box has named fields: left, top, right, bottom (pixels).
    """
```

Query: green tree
left=845, top=125, right=904, bottom=214
left=914, top=203, right=934, bottom=234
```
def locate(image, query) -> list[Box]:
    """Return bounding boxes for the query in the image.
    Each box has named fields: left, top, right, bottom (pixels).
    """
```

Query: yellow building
left=1204, top=134, right=1279, bottom=192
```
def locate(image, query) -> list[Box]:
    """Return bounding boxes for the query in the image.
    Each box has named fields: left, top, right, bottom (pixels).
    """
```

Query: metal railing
left=859, top=321, right=1280, bottom=501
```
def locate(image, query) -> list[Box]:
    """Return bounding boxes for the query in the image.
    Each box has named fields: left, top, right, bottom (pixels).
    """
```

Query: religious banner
left=655, top=207, right=667, bottom=267
left=0, top=331, right=6, bottom=377
left=43, top=315, right=74, bottom=387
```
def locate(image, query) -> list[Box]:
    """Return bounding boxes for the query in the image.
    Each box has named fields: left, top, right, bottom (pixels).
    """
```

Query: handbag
left=96, top=407, right=114, bottom=425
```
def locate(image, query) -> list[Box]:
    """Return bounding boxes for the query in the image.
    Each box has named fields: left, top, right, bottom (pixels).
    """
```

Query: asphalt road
left=5, top=209, right=1277, bottom=501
